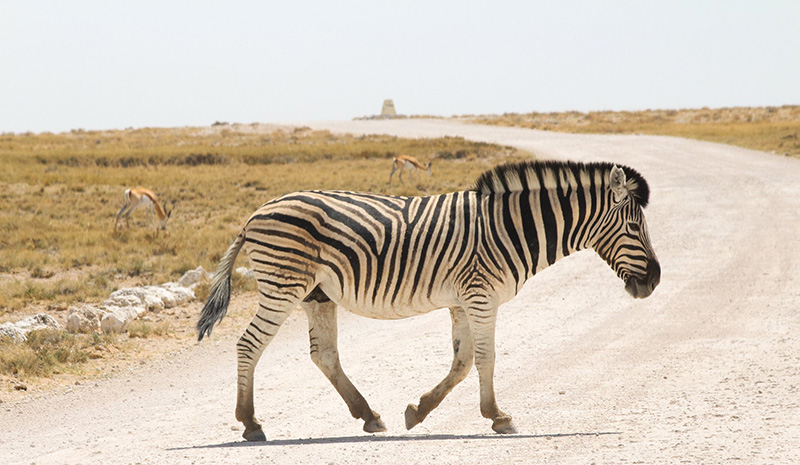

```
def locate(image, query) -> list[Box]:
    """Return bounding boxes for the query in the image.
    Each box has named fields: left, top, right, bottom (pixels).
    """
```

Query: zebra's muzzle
left=624, top=259, right=661, bottom=299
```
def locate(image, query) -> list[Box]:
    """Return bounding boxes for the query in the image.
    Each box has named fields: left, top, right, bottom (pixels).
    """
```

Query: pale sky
left=1, top=1, right=798, bottom=133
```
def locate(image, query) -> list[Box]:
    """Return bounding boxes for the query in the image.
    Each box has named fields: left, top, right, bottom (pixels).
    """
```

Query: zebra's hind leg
left=405, top=306, right=474, bottom=430
left=302, top=298, right=386, bottom=433
left=235, top=294, right=295, bottom=442
left=467, top=306, right=517, bottom=434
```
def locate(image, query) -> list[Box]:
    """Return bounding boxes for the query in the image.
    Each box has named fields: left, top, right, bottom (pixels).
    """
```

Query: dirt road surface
left=2, top=120, right=799, bottom=464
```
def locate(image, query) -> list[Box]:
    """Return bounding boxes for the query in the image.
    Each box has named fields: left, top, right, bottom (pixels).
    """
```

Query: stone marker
left=381, top=99, right=397, bottom=118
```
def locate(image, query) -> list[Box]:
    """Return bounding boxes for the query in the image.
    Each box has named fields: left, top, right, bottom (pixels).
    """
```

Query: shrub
left=0, top=329, right=117, bottom=378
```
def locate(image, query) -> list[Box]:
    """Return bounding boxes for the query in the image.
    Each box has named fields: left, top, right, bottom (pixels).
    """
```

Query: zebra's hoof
left=243, top=427, right=267, bottom=442
left=492, top=416, right=517, bottom=434
left=404, top=404, right=421, bottom=430
left=364, top=416, right=387, bottom=433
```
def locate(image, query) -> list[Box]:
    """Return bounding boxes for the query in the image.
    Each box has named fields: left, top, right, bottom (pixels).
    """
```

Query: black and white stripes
left=197, top=159, right=660, bottom=440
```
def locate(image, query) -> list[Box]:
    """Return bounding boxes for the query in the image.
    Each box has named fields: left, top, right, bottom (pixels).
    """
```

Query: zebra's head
left=594, top=165, right=660, bottom=299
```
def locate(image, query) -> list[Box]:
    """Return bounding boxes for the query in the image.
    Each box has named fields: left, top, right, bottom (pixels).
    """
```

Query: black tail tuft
left=196, top=275, right=232, bottom=341
left=196, top=232, right=245, bottom=341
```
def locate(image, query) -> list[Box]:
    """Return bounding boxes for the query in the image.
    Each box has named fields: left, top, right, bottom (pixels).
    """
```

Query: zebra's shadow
left=174, top=431, right=621, bottom=449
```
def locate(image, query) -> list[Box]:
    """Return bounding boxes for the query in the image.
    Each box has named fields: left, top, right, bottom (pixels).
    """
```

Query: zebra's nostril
left=645, top=261, right=661, bottom=291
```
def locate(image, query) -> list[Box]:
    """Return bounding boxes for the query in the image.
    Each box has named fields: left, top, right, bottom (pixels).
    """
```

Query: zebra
left=197, top=159, right=660, bottom=441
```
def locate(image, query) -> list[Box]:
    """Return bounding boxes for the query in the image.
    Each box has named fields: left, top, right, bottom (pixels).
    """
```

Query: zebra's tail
left=197, top=230, right=246, bottom=341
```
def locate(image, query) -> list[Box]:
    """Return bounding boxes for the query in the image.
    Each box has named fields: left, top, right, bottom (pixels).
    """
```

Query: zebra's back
left=242, top=190, right=481, bottom=319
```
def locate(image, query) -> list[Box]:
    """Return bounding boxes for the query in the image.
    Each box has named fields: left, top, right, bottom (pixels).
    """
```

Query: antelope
left=114, top=187, right=174, bottom=231
left=389, top=155, right=432, bottom=185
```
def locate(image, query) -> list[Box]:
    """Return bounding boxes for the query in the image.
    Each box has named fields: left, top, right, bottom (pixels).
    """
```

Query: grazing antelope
left=198, top=160, right=660, bottom=441
left=114, top=187, right=174, bottom=231
left=389, top=155, right=432, bottom=185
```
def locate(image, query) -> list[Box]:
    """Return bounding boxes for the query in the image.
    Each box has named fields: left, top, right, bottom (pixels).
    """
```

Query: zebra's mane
left=473, top=160, right=650, bottom=208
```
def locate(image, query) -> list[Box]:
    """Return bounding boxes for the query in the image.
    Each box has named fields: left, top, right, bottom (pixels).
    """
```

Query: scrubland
left=3, top=104, right=796, bottom=383
left=465, top=105, right=800, bottom=157
left=0, top=124, right=526, bottom=381
left=0, top=124, right=525, bottom=316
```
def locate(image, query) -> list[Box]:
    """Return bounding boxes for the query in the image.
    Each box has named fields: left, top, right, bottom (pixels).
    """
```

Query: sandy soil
left=2, top=119, right=799, bottom=464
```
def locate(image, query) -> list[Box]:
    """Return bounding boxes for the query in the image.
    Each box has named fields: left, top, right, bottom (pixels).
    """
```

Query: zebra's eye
left=628, top=222, right=641, bottom=233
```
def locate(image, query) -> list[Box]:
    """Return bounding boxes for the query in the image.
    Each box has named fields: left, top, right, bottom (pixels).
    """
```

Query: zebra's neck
left=480, top=185, right=609, bottom=285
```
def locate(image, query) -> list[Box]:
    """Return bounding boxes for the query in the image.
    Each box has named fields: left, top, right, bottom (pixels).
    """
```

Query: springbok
left=114, top=187, right=174, bottom=231
left=389, top=155, right=432, bottom=185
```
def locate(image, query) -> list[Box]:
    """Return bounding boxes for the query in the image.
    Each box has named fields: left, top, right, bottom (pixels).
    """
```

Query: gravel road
left=2, top=119, right=798, bottom=464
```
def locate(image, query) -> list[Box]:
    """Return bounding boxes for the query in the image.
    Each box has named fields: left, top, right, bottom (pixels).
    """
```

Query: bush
left=128, top=320, right=171, bottom=338
left=0, top=329, right=117, bottom=378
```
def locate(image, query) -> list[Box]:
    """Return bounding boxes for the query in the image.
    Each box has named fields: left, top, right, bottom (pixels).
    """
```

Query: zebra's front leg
left=467, top=306, right=517, bottom=434
left=235, top=300, right=293, bottom=442
left=303, top=300, right=386, bottom=433
left=405, top=306, right=474, bottom=430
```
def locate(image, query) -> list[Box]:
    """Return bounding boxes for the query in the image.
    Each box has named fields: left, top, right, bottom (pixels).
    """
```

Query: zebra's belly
left=348, top=302, right=439, bottom=319
left=335, top=299, right=449, bottom=320
left=319, top=283, right=459, bottom=320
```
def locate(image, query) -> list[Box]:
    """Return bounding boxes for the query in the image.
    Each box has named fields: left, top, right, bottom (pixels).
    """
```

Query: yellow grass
left=0, top=330, right=121, bottom=379
left=0, top=124, right=529, bottom=317
left=466, top=105, right=800, bottom=157
left=127, top=320, right=172, bottom=339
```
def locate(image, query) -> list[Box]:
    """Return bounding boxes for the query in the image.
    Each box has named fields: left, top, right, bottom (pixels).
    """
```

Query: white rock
left=0, top=325, right=26, bottom=342
left=106, top=288, right=148, bottom=312
left=0, top=313, right=60, bottom=343
left=66, top=305, right=104, bottom=333
left=235, top=267, right=255, bottom=280
left=0, top=327, right=21, bottom=342
left=56, top=268, right=206, bottom=335
left=101, top=312, right=129, bottom=333
left=98, top=288, right=146, bottom=333
left=178, top=266, right=210, bottom=288
left=161, top=282, right=194, bottom=305
left=141, top=286, right=171, bottom=312
left=98, top=282, right=197, bottom=333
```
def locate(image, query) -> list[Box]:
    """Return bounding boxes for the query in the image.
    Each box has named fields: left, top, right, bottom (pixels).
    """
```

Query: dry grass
left=0, top=124, right=528, bottom=318
left=1, top=124, right=527, bottom=384
left=127, top=320, right=172, bottom=339
left=0, top=330, right=121, bottom=379
left=466, top=105, right=800, bottom=157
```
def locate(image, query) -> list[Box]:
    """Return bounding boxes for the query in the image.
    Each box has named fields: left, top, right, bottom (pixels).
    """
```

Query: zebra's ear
left=609, top=165, right=629, bottom=202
